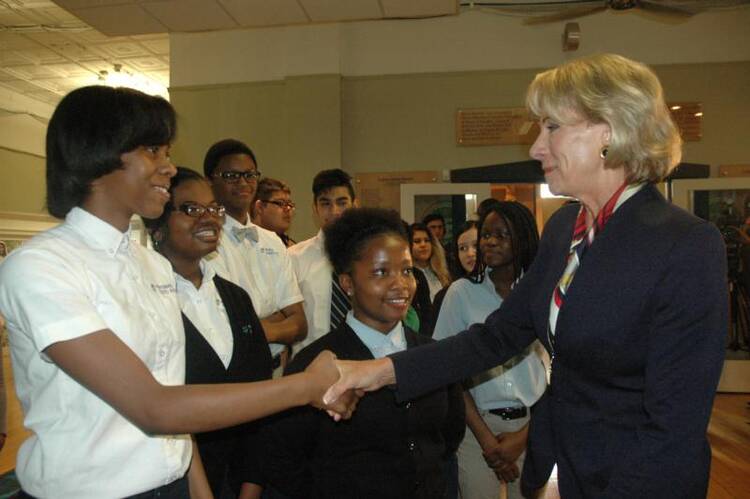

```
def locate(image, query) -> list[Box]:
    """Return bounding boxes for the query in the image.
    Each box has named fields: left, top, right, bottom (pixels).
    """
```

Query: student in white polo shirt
left=0, top=86, right=353, bottom=499
left=203, top=139, right=306, bottom=373
left=288, top=169, right=357, bottom=351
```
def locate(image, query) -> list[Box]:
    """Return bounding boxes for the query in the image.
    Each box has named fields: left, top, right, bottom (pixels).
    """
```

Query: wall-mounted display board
left=456, top=108, right=539, bottom=146
left=718, top=164, right=750, bottom=178
left=354, top=171, right=440, bottom=212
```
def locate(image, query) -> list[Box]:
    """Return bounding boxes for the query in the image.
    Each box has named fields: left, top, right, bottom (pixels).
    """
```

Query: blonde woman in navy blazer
left=324, top=53, right=728, bottom=499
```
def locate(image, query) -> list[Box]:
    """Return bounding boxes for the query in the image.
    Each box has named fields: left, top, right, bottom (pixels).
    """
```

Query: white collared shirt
left=345, top=312, right=407, bottom=358
left=0, top=207, right=190, bottom=499
left=433, top=269, right=547, bottom=410
left=288, top=230, right=333, bottom=350
left=208, top=214, right=303, bottom=357
left=420, top=266, right=444, bottom=302
left=175, top=260, right=234, bottom=368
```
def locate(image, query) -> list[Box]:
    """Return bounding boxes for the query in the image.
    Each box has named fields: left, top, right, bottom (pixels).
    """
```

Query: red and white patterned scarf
left=548, top=183, right=644, bottom=336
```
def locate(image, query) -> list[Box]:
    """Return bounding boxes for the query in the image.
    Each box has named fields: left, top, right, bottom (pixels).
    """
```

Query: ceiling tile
left=0, top=79, right=44, bottom=94
left=301, top=0, right=382, bottom=22
left=125, top=56, right=168, bottom=71
left=380, top=0, right=458, bottom=18
left=0, top=51, right=34, bottom=66
left=218, top=0, right=309, bottom=27
left=94, top=41, right=151, bottom=58
left=16, top=47, right=67, bottom=64
left=138, top=37, right=169, bottom=55
left=0, top=33, right=43, bottom=51
left=0, top=10, right=30, bottom=25
left=43, top=63, right=93, bottom=78
left=69, top=4, right=166, bottom=36
left=25, top=88, right=64, bottom=104
left=2, top=65, right=62, bottom=79
left=140, top=0, right=237, bottom=32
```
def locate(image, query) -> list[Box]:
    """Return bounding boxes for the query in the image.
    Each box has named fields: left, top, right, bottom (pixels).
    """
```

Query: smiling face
left=340, top=234, right=416, bottom=334
left=529, top=112, right=611, bottom=202
left=87, top=144, right=175, bottom=231
left=159, top=179, right=224, bottom=265
left=479, top=212, right=514, bottom=270
left=410, top=229, right=432, bottom=267
left=456, top=226, right=478, bottom=274
left=208, top=153, right=258, bottom=222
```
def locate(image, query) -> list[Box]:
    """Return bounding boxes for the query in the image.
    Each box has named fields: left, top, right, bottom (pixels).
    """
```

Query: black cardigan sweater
left=261, top=323, right=465, bottom=499
left=183, top=274, right=273, bottom=496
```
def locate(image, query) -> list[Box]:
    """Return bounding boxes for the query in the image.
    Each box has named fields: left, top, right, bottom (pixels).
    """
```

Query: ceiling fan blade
left=524, top=4, right=608, bottom=25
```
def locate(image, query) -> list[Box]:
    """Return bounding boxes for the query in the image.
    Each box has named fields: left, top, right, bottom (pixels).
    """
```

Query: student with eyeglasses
left=204, top=139, right=307, bottom=377
left=252, top=177, right=297, bottom=248
left=0, top=87, right=356, bottom=499
left=144, top=167, right=276, bottom=499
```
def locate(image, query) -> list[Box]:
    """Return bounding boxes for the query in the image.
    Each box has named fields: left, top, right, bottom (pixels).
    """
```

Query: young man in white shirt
left=204, top=139, right=306, bottom=373
left=288, top=169, right=357, bottom=351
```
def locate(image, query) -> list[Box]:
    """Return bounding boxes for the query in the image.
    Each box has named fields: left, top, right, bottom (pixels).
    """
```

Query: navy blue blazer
left=390, top=184, right=728, bottom=498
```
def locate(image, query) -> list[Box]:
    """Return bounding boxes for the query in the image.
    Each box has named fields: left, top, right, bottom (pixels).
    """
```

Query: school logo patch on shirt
left=259, top=247, right=279, bottom=256
left=150, top=283, right=177, bottom=295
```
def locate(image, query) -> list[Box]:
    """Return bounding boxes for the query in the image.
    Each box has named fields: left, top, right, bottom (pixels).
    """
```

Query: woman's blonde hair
left=526, top=53, right=682, bottom=183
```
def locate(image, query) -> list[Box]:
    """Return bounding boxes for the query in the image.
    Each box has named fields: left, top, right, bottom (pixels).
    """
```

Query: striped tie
left=330, top=272, right=351, bottom=331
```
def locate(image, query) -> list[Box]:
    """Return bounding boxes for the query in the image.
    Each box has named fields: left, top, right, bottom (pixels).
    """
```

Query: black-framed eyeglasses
left=213, top=170, right=261, bottom=183
left=175, top=202, right=226, bottom=218
left=263, top=199, right=296, bottom=210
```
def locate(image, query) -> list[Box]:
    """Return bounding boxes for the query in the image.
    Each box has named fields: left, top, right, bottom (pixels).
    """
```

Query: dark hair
left=422, top=212, right=445, bottom=226
left=142, top=166, right=206, bottom=245
left=477, top=198, right=501, bottom=220
left=471, top=201, right=539, bottom=284
left=46, top=85, right=176, bottom=219
left=324, top=207, right=406, bottom=275
left=312, top=169, right=355, bottom=202
left=251, top=177, right=291, bottom=217
left=408, top=222, right=451, bottom=287
left=203, top=138, right=257, bottom=178
left=448, top=220, right=479, bottom=279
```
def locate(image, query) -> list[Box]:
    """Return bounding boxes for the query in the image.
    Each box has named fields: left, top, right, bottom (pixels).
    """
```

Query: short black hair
left=422, top=212, right=445, bottom=226
left=46, top=85, right=176, bottom=219
left=472, top=201, right=539, bottom=284
left=142, top=166, right=206, bottom=242
left=312, top=168, right=355, bottom=202
left=203, top=138, right=257, bottom=178
left=324, top=207, right=406, bottom=275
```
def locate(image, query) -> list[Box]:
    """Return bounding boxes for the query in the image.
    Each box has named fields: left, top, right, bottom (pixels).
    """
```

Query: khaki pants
left=458, top=411, right=530, bottom=499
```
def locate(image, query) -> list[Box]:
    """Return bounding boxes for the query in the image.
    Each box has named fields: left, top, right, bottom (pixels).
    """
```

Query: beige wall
left=168, top=60, right=750, bottom=240
left=0, top=148, right=46, bottom=214
left=170, top=74, right=342, bottom=240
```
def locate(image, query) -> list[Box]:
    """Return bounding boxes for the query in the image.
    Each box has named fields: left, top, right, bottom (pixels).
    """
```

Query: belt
left=488, top=406, right=527, bottom=420
left=271, top=353, right=282, bottom=369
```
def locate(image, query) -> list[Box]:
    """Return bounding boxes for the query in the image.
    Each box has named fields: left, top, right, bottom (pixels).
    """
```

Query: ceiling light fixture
left=97, top=64, right=169, bottom=100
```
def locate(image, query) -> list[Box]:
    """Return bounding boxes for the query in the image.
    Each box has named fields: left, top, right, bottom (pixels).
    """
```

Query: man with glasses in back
left=204, top=139, right=306, bottom=374
left=252, top=178, right=297, bottom=248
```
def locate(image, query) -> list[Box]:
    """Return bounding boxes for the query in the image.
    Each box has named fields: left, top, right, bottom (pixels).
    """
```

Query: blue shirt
left=433, top=269, right=547, bottom=410
left=345, top=311, right=407, bottom=358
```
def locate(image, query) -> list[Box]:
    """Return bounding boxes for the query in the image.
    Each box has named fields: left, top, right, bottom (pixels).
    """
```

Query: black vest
left=183, top=274, right=273, bottom=495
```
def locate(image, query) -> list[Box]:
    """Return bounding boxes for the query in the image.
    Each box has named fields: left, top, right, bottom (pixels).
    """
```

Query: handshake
left=301, top=350, right=397, bottom=420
